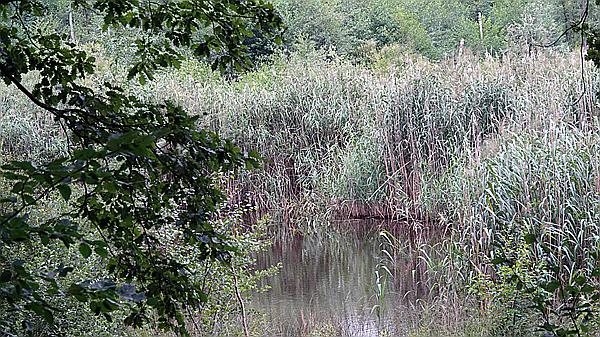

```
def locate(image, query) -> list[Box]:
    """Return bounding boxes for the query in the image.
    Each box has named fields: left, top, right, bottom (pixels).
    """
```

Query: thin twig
left=231, top=264, right=250, bottom=337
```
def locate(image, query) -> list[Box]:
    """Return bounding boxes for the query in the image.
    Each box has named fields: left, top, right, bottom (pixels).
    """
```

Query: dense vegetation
left=274, top=0, right=598, bottom=59
left=2, top=0, right=600, bottom=336
left=0, top=0, right=282, bottom=335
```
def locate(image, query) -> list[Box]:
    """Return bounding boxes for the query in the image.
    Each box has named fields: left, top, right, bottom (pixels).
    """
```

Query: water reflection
left=252, top=221, right=444, bottom=337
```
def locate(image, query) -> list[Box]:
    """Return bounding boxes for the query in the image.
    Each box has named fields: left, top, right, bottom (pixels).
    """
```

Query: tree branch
left=0, top=62, right=70, bottom=118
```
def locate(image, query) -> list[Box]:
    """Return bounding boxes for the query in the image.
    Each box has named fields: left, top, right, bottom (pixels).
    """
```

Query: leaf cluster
left=0, top=0, right=282, bottom=335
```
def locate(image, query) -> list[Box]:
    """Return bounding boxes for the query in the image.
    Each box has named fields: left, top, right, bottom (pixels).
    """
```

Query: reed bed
left=435, top=123, right=600, bottom=335
left=147, top=49, right=599, bottom=231
left=2, top=49, right=596, bottom=227
left=0, top=82, right=67, bottom=163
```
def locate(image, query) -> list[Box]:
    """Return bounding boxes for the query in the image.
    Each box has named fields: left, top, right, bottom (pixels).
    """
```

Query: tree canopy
left=0, top=0, right=282, bottom=335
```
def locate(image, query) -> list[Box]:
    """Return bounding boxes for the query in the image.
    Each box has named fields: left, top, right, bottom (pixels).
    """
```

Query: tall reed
left=148, top=49, right=598, bottom=231
left=426, top=122, right=600, bottom=334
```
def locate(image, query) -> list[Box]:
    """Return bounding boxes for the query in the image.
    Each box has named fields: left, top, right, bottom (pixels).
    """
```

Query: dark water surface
left=251, top=222, right=443, bottom=337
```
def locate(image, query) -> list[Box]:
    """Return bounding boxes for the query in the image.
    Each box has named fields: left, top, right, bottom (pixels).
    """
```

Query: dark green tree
left=0, top=0, right=282, bottom=335
left=587, top=1, right=600, bottom=67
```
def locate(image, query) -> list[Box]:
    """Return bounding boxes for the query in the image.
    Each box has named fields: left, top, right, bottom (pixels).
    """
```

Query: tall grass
left=0, top=81, right=67, bottom=163
left=435, top=123, right=600, bottom=334
left=4, top=48, right=594, bottom=230
left=147, top=49, right=598, bottom=231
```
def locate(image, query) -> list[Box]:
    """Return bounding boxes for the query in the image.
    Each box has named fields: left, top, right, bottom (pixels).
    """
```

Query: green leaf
left=95, top=246, right=109, bottom=258
left=491, top=256, right=507, bottom=265
left=146, top=297, right=159, bottom=306
left=23, top=194, right=35, bottom=205
left=574, top=274, right=587, bottom=286
left=543, top=280, right=560, bottom=292
left=27, top=302, right=54, bottom=324
left=79, top=243, right=92, bottom=258
left=10, top=161, right=35, bottom=171
left=523, top=233, right=537, bottom=244
left=58, top=184, right=72, bottom=202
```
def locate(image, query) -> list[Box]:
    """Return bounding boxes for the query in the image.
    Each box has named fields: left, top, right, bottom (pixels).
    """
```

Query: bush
left=0, top=174, right=278, bottom=336
left=0, top=70, right=278, bottom=336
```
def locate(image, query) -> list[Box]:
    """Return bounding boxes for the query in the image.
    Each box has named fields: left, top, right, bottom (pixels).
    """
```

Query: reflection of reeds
left=251, top=225, right=465, bottom=336
left=372, top=230, right=394, bottom=325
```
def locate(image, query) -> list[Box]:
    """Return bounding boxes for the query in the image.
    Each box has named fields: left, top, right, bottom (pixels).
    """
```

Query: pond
left=251, top=221, right=449, bottom=337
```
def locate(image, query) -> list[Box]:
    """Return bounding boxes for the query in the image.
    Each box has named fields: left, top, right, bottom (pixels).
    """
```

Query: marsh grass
left=0, top=83, right=67, bottom=163
left=4, top=49, right=596, bottom=231
left=436, top=124, right=600, bottom=335
left=143, top=49, right=599, bottom=233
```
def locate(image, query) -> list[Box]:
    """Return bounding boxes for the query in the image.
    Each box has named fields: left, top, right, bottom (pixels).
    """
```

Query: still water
left=251, top=222, right=443, bottom=337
